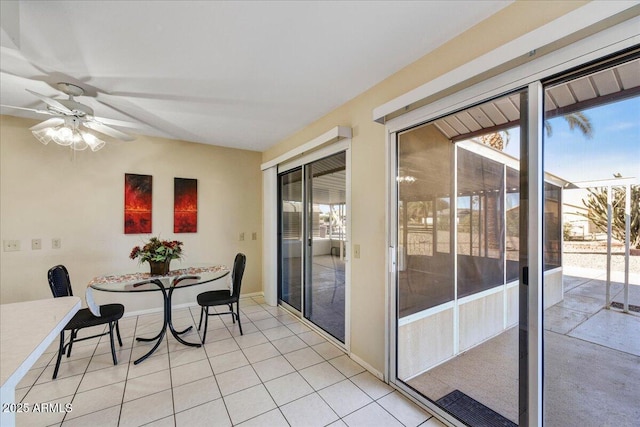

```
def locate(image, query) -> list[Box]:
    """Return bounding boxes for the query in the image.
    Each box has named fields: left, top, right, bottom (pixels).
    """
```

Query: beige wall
left=262, top=1, right=585, bottom=375
left=0, top=115, right=262, bottom=311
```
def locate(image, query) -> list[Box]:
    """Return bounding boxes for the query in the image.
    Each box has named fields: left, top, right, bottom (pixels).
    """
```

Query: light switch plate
left=32, top=239, right=42, bottom=250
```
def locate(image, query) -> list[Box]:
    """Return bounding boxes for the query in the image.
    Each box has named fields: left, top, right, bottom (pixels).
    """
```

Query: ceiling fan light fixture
left=82, top=131, right=106, bottom=152
left=22, top=85, right=133, bottom=152
left=50, top=125, right=74, bottom=146
left=31, top=127, right=55, bottom=145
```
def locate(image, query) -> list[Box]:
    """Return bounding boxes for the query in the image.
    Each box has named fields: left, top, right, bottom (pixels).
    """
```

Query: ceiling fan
left=2, top=82, right=135, bottom=152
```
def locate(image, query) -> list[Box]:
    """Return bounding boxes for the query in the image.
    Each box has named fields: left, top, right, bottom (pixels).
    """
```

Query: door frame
left=383, top=14, right=639, bottom=426
left=263, top=129, right=352, bottom=351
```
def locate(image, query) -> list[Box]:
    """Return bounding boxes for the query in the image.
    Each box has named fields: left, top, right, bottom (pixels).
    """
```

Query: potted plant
left=130, top=237, right=183, bottom=275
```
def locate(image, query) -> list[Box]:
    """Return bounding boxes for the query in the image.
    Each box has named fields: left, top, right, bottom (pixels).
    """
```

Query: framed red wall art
left=124, top=173, right=152, bottom=234
left=174, top=178, right=197, bottom=233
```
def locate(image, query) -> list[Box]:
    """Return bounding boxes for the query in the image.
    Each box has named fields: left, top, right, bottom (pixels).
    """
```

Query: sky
left=503, top=95, right=640, bottom=185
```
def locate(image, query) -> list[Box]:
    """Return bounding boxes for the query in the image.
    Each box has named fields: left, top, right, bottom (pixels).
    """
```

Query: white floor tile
left=253, top=317, right=283, bottom=331
left=223, top=384, right=277, bottom=425
left=123, top=369, right=172, bottom=402
left=66, top=382, right=125, bottom=420
left=209, top=349, right=249, bottom=374
left=236, top=408, right=289, bottom=427
left=175, top=398, right=231, bottom=427
left=203, top=337, right=240, bottom=357
left=127, top=352, right=169, bottom=379
left=23, top=374, right=82, bottom=403
left=299, top=361, right=347, bottom=391
left=169, top=346, right=208, bottom=367
left=173, top=376, right=221, bottom=413
left=15, top=395, right=73, bottom=427
left=119, top=389, right=174, bottom=427
left=234, top=331, right=268, bottom=349
left=377, top=391, right=431, bottom=427
left=86, top=347, right=132, bottom=372
left=284, top=347, right=324, bottom=370
left=350, top=371, right=393, bottom=400
left=252, top=355, right=295, bottom=382
left=342, top=402, right=404, bottom=427
left=37, top=357, right=90, bottom=384
left=286, top=322, right=311, bottom=334
left=329, top=355, right=366, bottom=378
left=61, top=405, right=120, bottom=427
left=264, top=372, right=315, bottom=406
left=312, top=341, right=345, bottom=360
left=10, top=309, right=441, bottom=427
left=262, top=325, right=295, bottom=341
left=298, top=330, right=327, bottom=346
left=242, top=342, right=280, bottom=363
left=15, top=366, right=45, bottom=390
left=280, top=392, right=339, bottom=427
left=77, top=364, right=128, bottom=392
left=318, top=379, right=373, bottom=417
left=170, top=358, right=213, bottom=388
left=199, top=326, right=233, bottom=343
left=271, top=335, right=308, bottom=354
left=216, top=365, right=261, bottom=396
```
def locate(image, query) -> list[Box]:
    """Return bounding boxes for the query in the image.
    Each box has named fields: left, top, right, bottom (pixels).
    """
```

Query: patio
left=407, top=262, right=640, bottom=426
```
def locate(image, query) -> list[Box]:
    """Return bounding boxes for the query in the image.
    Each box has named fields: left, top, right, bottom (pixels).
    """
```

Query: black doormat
left=436, top=389, right=517, bottom=427
left=611, top=301, right=640, bottom=312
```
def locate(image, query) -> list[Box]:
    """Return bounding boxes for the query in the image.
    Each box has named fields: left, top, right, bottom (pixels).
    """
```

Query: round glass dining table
left=89, top=265, right=229, bottom=364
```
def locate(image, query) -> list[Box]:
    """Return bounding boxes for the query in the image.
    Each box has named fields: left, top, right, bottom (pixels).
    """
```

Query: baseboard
left=350, top=352, right=385, bottom=381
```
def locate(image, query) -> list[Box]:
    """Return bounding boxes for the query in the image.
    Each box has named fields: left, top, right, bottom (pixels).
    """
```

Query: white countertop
left=0, top=297, right=80, bottom=390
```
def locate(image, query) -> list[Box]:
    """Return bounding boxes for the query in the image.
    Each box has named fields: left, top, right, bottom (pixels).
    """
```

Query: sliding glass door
left=278, top=151, right=347, bottom=343
left=393, top=91, right=528, bottom=426
left=279, top=168, right=303, bottom=312
left=542, top=53, right=640, bottom=427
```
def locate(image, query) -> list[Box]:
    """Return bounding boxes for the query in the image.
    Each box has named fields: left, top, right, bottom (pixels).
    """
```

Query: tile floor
left=15, top=296, right=442, bottom=427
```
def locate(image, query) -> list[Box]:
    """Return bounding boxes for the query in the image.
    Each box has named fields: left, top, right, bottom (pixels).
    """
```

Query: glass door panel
left=396, top=91, right=526, bottom=426
left=543, top=55, right=640, bottom=426
left=305, top=152, right=346, bottom=342
left=278, top=168, right=303, bottom=312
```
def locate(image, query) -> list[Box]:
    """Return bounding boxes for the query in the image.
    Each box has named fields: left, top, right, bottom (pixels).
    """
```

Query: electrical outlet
left=52, top=238, right=61, bottom=249
left=3, top=240, right=20, bottom=252
left=353, top=244, right=361, bottom=259
left=32, top=239, right=42, bottom=250
left=252, top=232, right=257, bottom=241
left=239, top=232, right=245, bottom=241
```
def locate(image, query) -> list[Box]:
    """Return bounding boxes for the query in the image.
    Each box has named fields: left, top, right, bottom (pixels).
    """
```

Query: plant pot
left=630, top=248, right=640, bottom=256
left=149, top=260, right=170, bottom=276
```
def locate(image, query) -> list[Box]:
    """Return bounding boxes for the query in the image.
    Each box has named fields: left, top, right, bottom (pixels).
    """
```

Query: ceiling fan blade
left=29, top=117, right=65, bottom=131
left=90, top=115, right=146, bottom=130
left=0, top=104, right=57, bottom=116
left=25, top=89, right=73, bottom=115
left=83, top=120, right=135, bottom=142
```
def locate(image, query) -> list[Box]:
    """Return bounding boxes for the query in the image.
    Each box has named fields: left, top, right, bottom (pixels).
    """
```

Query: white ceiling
left=0, top=1, right=511, bottom=152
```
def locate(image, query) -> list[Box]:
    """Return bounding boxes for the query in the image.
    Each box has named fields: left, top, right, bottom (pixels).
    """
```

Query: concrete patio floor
left=407, top=268, right=640, bottom=426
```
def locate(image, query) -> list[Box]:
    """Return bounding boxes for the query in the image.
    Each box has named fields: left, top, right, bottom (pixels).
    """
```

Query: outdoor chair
left=197, top=253, right=246, bottom=343
left=47, top=265, right=124, bottom=379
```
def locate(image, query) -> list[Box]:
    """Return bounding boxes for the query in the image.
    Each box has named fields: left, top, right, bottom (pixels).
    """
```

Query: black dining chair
left=47, top=265, right=125, bottom=379
left=197, top=253, right=246, bottom=343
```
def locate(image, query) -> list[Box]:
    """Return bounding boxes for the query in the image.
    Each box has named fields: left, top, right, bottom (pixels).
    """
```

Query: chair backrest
left=231, top=253, right=246, bottom=298
left=48, top=265, right=73, bottom=298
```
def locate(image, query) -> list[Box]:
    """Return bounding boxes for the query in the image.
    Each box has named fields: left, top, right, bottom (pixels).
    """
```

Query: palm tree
left=480, top=112, right=593, bottom=151
left=545, top=111, right=593, bottom=139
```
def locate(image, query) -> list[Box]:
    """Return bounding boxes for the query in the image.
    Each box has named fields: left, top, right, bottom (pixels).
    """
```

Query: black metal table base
left=133, top=279, right=201, bottom=365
